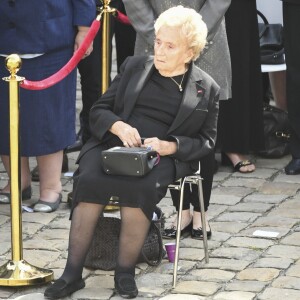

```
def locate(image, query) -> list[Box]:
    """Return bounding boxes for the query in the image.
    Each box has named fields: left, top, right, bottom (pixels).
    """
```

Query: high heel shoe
left=0, top=186, right=32, bottom=204
left=221, top=152, right=255, bottom=173
left=163, top=220, right=192, bottom=239
left=191, top=227, right=212, bottom=240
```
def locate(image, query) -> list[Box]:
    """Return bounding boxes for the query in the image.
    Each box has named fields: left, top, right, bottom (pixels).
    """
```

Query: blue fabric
left=0, top=0, right=95, bottom=54
left=0, top=50, right=77, bottom=156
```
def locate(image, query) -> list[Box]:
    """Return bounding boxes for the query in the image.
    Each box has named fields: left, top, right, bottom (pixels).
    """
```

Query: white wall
left=256, top=0, right=283, bottom=24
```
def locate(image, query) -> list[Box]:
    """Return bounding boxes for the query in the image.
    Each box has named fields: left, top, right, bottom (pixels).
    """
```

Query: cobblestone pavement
left=1, top=59, right=300, bottom=300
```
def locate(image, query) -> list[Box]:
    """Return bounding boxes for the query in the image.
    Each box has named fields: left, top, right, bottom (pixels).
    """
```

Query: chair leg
left=172, top=178, right=186, bottom=288
left=197, top=177, right=209, bottom=263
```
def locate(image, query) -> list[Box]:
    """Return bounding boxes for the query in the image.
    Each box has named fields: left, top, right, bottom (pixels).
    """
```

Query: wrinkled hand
left=142, top=137, right=177, bottom=156
left=74, top=26, right=93, bottom=59
left=110, top=121, right=142, bottom=147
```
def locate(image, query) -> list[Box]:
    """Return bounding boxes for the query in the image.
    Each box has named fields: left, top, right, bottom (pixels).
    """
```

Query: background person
left=0, top=0, right=95, bottom=212
left=44, top=6, right=219, bottom=299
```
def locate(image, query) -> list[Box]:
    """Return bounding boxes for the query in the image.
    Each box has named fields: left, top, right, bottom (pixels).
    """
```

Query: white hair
left=154, top=6, right=208, bottom=61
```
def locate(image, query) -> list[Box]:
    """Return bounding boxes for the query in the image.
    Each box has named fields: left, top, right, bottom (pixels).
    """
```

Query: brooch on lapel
left=196, top=82, right=205, bottom=97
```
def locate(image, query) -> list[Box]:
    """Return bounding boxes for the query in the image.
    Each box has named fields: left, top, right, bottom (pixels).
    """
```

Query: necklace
left=169, top=71, right=186, bottom=92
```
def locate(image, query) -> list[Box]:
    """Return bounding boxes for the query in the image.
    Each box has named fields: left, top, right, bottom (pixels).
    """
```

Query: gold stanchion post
left=0, top=54, right=54, bottom=286
left=99, top=0, right=119, bottom=211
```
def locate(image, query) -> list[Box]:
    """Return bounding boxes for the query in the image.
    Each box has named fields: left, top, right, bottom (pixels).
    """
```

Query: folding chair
left=168, top=165, right=209, bottom=288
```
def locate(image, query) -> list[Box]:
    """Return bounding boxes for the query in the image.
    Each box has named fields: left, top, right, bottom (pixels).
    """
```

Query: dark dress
left=217, top=0, right=265, bottom=153
left=72, top=69, right=188, bottom=220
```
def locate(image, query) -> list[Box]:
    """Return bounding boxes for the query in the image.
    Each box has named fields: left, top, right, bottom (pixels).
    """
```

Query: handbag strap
left=141, top=222, right=164, bottom=266
left=257, top=10, right=269, bottom=39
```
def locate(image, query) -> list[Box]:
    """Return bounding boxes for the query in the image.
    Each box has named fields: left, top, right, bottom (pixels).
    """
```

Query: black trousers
left=170, top=151, right=215, bottom=212
left=77, top=1, right=136, bottom=144
left=283, top=2, right=300, bottom=158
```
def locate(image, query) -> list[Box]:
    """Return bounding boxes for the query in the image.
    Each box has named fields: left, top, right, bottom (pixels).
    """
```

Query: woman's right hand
left=109, top=121, right=142, bottom=147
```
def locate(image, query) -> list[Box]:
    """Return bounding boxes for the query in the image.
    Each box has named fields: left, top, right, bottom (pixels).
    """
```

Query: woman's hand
left=142, top=137, right=177, bottom=156
left=110, top=121, right=142, bottom=147
left=75, top=26, right=93, bottom=59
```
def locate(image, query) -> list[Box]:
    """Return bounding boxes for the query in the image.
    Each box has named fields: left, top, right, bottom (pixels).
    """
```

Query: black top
left=128, top=68, right=188, bottom=139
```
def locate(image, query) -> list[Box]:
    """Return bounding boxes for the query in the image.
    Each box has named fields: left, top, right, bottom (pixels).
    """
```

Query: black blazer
left=79, top=56, right=220, bottom=180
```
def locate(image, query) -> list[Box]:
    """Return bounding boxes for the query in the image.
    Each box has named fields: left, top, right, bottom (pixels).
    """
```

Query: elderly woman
left=44, top=6, right=219, bottom=299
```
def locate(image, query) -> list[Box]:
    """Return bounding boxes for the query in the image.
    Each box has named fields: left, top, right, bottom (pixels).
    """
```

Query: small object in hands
left=165, top=242, right=176, bottom=263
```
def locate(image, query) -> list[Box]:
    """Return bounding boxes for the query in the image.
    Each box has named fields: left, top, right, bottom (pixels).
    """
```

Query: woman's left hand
left=75, top=26, right=93, bottom=59
left=142, top=137, right=177, bottom=156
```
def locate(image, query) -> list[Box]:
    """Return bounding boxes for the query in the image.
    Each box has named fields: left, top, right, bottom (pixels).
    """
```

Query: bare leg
left=37, top=150, right=63, bottom=202
left=269, top=71, right=287, bottom=111
left=0, top=155, right=31, bottom=192
left=192, top=211, right=210, bottom=230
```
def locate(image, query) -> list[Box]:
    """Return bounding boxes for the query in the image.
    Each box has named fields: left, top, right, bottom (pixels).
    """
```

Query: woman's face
left=154, top=25, right=193, bottom=76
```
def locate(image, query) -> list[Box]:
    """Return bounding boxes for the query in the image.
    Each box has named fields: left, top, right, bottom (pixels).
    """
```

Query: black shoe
left=285, top=158, right=300, bottom=175
left=31, top=154, right=69, bottom=182
left=162, top=221, right=192, bottom=239
left=44, top=278, right=85, bottom=299
left=0, top=185, right=32, bottom=204
left=65, top=139, right=83, bottom=153
left=191, top=227, right=212, bottom=240
left=114, top=273, right=138, bottom=299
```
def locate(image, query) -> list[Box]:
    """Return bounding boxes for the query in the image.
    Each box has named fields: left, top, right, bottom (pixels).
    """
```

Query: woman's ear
left=184, top=48, right=194, bottom=63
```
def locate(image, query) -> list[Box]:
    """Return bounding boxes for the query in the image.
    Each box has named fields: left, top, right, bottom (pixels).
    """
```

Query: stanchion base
left=0, top=260, right=53, bottom=286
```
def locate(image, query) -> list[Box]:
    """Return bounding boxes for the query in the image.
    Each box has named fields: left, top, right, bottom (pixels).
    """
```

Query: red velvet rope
left=115, top=10, right=131, bottom=25
left=20, top=19, right=101, bottom=90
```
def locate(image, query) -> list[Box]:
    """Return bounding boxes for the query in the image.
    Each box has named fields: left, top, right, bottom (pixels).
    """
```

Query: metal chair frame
left=168, top=171, right=209, bottom=288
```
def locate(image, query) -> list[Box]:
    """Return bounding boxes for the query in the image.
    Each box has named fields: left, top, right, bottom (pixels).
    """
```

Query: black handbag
left=257, top=10, right=285, bottom=65
left=84, top=207, right=165, bottom=270
left=101, top=146, right=159, bottom=176
left=259, top=104, right=291, bottom=158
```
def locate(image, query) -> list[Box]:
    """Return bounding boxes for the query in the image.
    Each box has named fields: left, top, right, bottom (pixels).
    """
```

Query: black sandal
left=234, top=160, right=254, bottom=173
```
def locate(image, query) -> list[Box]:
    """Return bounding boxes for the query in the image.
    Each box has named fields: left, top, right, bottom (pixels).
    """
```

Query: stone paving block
left=286, top=264, right=300, bottom=277
left=211, top=247, right=262, bottom=261
left=85, top=274, right=113, bottom=289
left=22, top=213, right=56, bottom=225
left=22, top=249, right=61, bottom=268
left=34, top=228, right=70, bottom=240
left=224, top=237, right=274, bottom=249
left=48, top=218, right=71, bottom=230
left=178, top=247, right=205, bottom=261
left=258, top=287, right=300, bottom=300
left=255, top=156, right=290, bottom=169
left=0, top=215, right=9, bottom=226
left=264, top=245, right=300, bottom=260
left=22, top=222, right=43, bottom=236
left=180, top=237, right=221, bottom=250
left=268, top=208, right=300, bottom=219
left=243, top=193, right=288, bottom=204
left=197, top=258, right=251, bottom=271
left=272, top=276, right=300, bottom=289
left=188, top=268, right=236, bottom=282
left=231, top=168, right=276, bottom=179
left=212, top=186, right=254, bottom=197
left=213, top=291, right=256, bottom=300
left=215, top=212, right=261, bottom=223
left=0, top=287, right=15, bottom=299
left=73, top=287, right=113, bottom=299
left=137, top=273, right=173, bottom=290
left=259, top=182, right=299, bottom=195
left=173, top=281, right=220, bottom=296
left=138, top=286, right=166, bottom=298
left=236, top=268, right=280, bottom=281
left=11, top=293, right=46, bottom=300
left=209, top=194, right=241, bottom=206
left=160, top=295, right=205, bottom=300
left=253, top=257, right=293, bottom=269
left=0, top=228, right=11, bottom=242
left=222, top=178, right=265, bottom=189
left=251, top=216, right=298, bottom=228
left=225, top=280, right=267, bottom=293
left=212, top=221, right=249, bottom=234
left=0, top=242, right=10, bottom=256
left=155, top=260, right=196, bottom=275
left=227, top=202, right=274, bottom=213
left=0, top=205, right=10, bottom=216
left=23, top=238, right=67, bottom=252
left=275, top=173, right=300, bottom=184
left=206, top=204, right=228, bottom=218
left=281, top=232, right=300, bottom=246
left=240, top=226, right=290, bottom=239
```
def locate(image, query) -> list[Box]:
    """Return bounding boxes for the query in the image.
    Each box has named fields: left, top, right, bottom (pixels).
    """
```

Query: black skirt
left=72, top=144, right=176, bottom=221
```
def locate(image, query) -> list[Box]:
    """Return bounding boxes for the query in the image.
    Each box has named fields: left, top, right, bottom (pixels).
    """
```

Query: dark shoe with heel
left=221, top=152, right=254, bottom=173
left=44, top=278, right=85, bottom=299
left=191, top=227, right=212, bottom=240
left=0, top=186, right=32, bottom=204
left=285, top=158, right=300, bottom=175
left=114, top=273, right=138, bottom=299
left=162, top=220, right=192, bottom=239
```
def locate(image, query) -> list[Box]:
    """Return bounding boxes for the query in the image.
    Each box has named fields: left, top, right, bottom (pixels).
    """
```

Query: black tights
left=60, top=203, right=151, bottom=283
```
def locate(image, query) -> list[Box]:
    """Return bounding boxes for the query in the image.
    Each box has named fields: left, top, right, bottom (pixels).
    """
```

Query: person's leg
left=0, top=155, right=31, bottom=191
left=44, top=202, right=104, bottom=298
left=115, top=207, right=150, bottom=298
left=268, top=71, right=287, bottom=111
left=33, top=151, right=63, bottom=212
